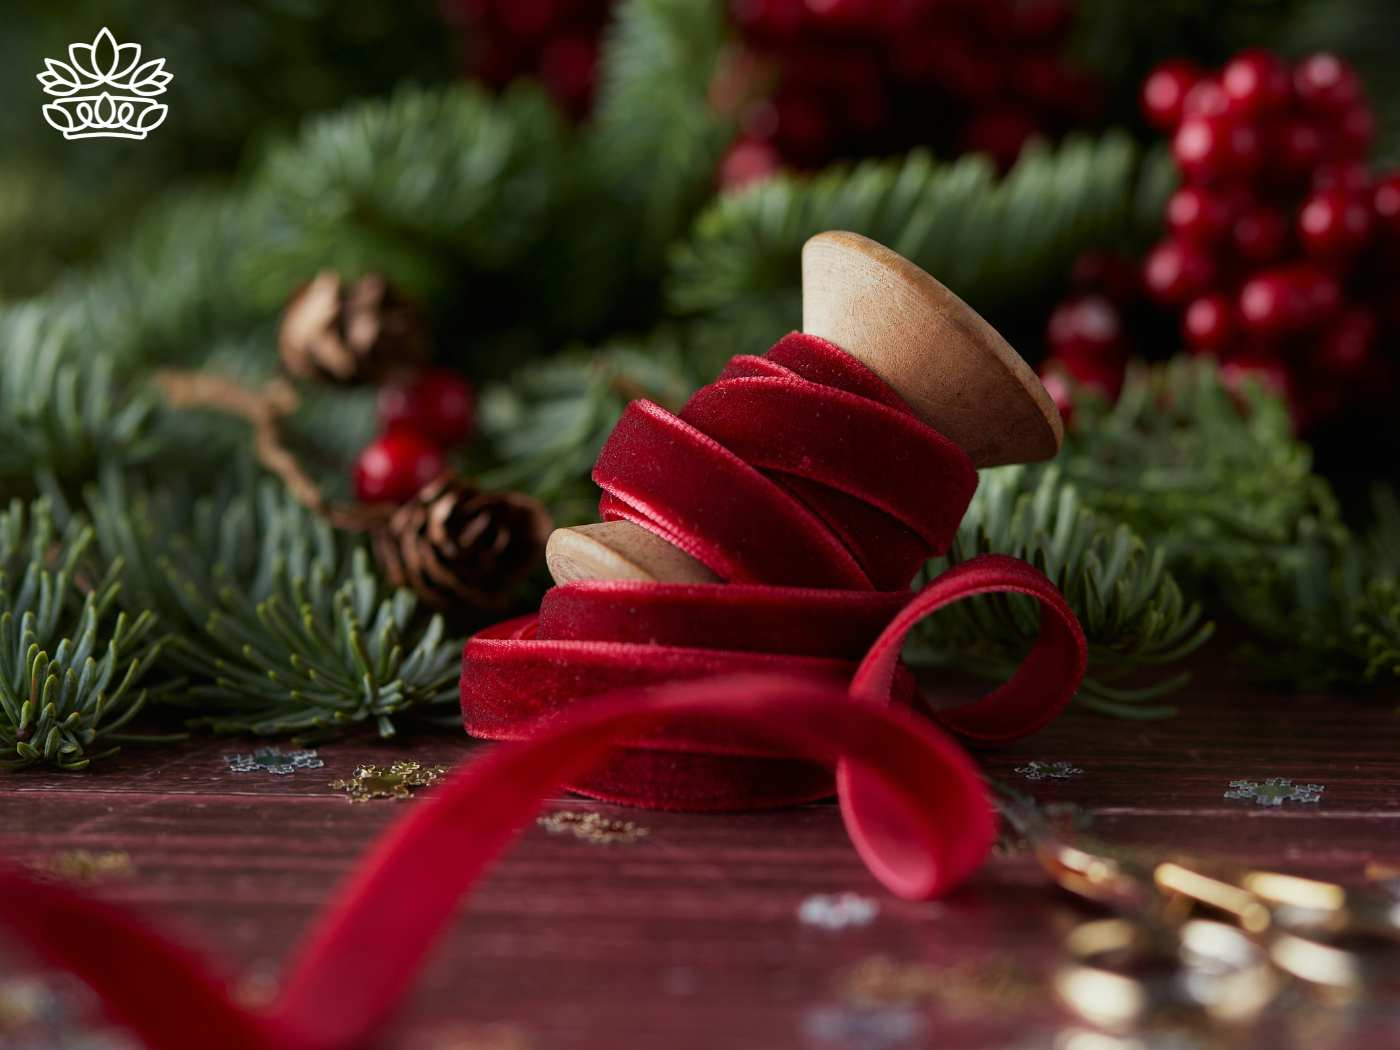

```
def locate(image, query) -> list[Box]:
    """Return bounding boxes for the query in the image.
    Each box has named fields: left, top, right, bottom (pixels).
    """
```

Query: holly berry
left=1047, top=294, right=1125, bottom=363
left=1141, top=60, right=1200, bottom=131
left=719, top=138, right=782, bottom=190
left=378, top=368, right=477, bottom=447
left=1238, top=269, right=1308, bottom=334
left=1070, top=250, right=1140, bottom=302
left=1221, top=355, right=1290, bottom=400
left=353, top=430, right=446, bottom=504
left=1173, top=115, right=1259, bottom=182
left=1144, top=238, right=1215, bottom=304
left=1183, top=293, right=1235, bottom=354
left=1040, top=366, right=1076, bottom=426
left=1315, top=308, right=1378, bottom=376
left=1232, top=205, right=1288, bottom=263
left=1313, top=160, right=1370, bottom=193
left=1181, top=77, right=1231, bottom=120
left=1166, top=186, right=1233, bottom=244
left=1297, top=189, right=1373, bottom=258
left=1275, top=118, right=1327, bottom=176
left=1337, top=105, right=1377, bottom=157
left=1293, top=53, right=1362, bottom=113
left=1372, top=172, right=1400, bottom=235
left=1221, top=49, right=1292, bottom=117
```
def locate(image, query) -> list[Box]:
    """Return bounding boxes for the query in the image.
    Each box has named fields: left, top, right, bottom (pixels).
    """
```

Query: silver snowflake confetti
left=803, top=1004, right=924, bottom=1050
left=1013, top=760, right=1083, bottom=781
left=1223, top=777, right=1324, bottom=807
left=799, top=892, right=879, bottom=930
left=225, top=747, right=324, bottom=775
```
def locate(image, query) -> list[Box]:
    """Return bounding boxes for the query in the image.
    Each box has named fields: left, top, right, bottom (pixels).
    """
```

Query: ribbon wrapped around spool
left=461, top=332, right=1087, bottom=812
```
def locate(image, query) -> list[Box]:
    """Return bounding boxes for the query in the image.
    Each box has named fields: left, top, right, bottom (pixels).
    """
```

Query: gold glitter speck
left=537, top=809, right=649, bottom=845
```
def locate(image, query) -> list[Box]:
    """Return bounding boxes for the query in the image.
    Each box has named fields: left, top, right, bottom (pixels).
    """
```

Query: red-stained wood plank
left=2, top=648, right=1399, bottom=1049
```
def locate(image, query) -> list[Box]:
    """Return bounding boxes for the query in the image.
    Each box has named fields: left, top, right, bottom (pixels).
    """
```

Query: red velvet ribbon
left=461, top=332, right=1084, bottom=812
left=0, top=332, right=1087, bottom=1049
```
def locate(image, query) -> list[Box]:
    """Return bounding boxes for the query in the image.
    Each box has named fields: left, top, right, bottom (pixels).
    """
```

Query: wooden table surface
left=3, top=643, right=1399, bottom=1049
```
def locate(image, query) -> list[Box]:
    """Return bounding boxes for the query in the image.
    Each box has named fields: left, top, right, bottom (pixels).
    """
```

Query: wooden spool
left=545, top=231, right=1062, bottom=587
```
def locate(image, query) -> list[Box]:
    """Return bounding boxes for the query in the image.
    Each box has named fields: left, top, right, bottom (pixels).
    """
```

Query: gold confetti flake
left=330, top=760, right=447, bottom=802
left=838, top=955, right=1039, bottom=1015
left=536, top=809, right=649, bottom=845
left=28, top=850, right=134, bottom=884
left=410, top=1022, right=534, bottom=1050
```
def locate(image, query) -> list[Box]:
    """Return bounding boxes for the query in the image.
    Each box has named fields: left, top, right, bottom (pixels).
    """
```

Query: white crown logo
left=37, top=27, right=171, bottom=141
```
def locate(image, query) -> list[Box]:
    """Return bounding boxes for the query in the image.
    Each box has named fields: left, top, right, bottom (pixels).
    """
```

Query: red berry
left=1315, top=308, right=1378, bottom=376
left=1040, top=366, right=1076, bottom=426
left=1222, top=50, right=1292, bottom=117
left=1221, top=355, right=1290, bottom=401
left=1143, top=239, right=1216, bottom=305
left=1232, top=206, right=1288, bottom=263
left=378, top=368, right=477, bottom=447
left=353, top=430, right=445, bottom=504
left=963, top=107, right=1038, bottom=169
left=1043, top=352, right=1125, bottom=402
left=1373, top=172, right=1400, bottom=235
left=1294, top=53, right=1362, bottom=114
left=1238, top=270, right=1308, bottom=334
left=1183, top=293, right=1235, bottom=353
left=1298, top=189, right=1373, bottom=258
left=1181, top=77, right=1230, bottom=119
left=1070, top=251, right=1140, bottom=302
left=537, top=35, right=597, bottom=116
left=1275, top=119, right=1327, bottom=176
left=1141, top=60, right=1200, bottom=131
left=1313, top=160, right=1370, bottom=193
left=1166, top=186, right=1233, bottom=244
left=1047, top=294, right=1125, bottom=362
left=1173, top=115, right=1258, bottom=182
left=1294, top=265, right=1342, bottom=324
left=719, top=138, right=781, bottom=190
left=1336, top=105, right=1377, bottom=157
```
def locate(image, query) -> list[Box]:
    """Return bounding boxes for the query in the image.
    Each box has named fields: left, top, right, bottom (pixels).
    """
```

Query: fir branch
left=0, top=308, right=162, bottom=492
left=666, top=132, right=1172, bottom=365
left=910, top=467, right=1212, bottom=717
left=248, top=83, right=570, bottom=307
left=476, top=337, right=698, bottom=522
left=86, top=476, right=463, bottom=738
left=590, top=0, right=735, bottom=259
left=0, top=500, right=169, bottom=770
left=1229, top=487, right=1400, bottom=688
left=1058, top=359, right=1341, bottom=586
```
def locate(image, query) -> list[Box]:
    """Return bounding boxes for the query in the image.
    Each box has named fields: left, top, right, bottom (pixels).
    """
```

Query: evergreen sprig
left=910, top=467, right=1212, bottom=716
left=1058, top=359, right=1341, bottom=588
left=667, top=132, right=1172, bottom=365
left=0, top=308, right=161, bottom=492
left=0, top=500, right=169, bottom=770
left=250, top=83, right=569, bottom=307
left=477, top=338, right=698, bottom=521
left=590, top=0, right=735, bottom=259
left=87, top=479, right=463, bottom=739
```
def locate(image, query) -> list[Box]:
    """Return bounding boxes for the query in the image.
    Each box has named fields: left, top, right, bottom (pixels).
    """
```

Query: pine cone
left=375, top=475, right=552, bottom=609
left=278, top=271, right=426, bottom=385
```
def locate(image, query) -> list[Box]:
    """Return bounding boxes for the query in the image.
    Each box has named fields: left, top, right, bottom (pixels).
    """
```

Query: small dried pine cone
left=374, top=475, right=552, bottom=610
left=278, top=271, right=426, bottom=386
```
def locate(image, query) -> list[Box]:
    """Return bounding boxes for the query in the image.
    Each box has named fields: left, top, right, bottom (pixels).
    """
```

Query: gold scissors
left=994, top=788, right=1400, bottom=1033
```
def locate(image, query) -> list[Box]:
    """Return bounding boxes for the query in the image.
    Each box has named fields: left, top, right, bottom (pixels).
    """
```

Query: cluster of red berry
left=353, top=370, right=478, bottom=504
left=721, top=0, right=1100, bottom=189
left=1043, top=49, right=1398, bottom=430
left=443, top=0, right=610, bottom=119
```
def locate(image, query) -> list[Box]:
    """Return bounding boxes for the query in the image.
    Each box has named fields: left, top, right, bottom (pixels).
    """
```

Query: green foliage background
left=1, top=0, right=1396, bottom=768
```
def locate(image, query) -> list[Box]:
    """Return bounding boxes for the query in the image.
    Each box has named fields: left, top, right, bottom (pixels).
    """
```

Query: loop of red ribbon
left=0, top=331, right=1087, bottom=1049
